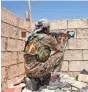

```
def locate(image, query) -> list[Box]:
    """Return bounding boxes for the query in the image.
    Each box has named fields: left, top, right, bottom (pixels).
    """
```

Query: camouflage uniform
left=24, top=32, right=66, bottom=79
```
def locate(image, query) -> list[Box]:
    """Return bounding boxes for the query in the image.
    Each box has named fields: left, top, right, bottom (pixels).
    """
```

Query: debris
left=78, top=69, right=88, bottom=83
left=80, top=86, right=88, bottom=92
left=80, top=69, right=88, bottom=75
left=70, top=81, right=88, bottom=89
left=41, top=88, right=63, bottom=92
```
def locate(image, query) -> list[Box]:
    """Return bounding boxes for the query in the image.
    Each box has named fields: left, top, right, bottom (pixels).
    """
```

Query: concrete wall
left=32, top=19, right=88, bottom=77
left=1, top=8, right=31, bottom=92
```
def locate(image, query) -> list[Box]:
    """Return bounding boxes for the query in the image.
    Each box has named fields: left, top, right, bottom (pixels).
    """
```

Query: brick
left=64, top=50, right=82, bottom=60
left=1, top=52, right=12, bottom=66
left=1, top=82, right=7, bottom=92
left=67, top=39, right=88, bottom=49
left=68, top=19, right=88, bottom=28
left=69, top=61, right=88, bottom=71
left=61, top=61, right=68, bottom=71
left=83, top=50, right=88, bottom=60
left=18, top=63, right=25, bottom=75
left=77, top=29, right=88, bottom=38
left=1, top=37, right=7, bottom=51
left=50, top=20, right=67, bottom=30
left=7, top=65, right=19, bottom=79
left=18, top=52, right=24, bottom=63
left=7, top=38, right=17, bottom=51
left=1, top=67, right=6, bottom=82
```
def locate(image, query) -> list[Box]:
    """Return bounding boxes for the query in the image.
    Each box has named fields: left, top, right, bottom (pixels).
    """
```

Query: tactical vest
left=24, top=33, right=51, bottom=63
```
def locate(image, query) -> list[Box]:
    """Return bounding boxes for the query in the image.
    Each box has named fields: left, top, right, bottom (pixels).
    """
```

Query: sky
left=1, top=1, right=88, bottom=21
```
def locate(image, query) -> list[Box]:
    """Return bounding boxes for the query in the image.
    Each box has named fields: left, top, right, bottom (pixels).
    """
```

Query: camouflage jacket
left=24, top=33, right=66, bottom=78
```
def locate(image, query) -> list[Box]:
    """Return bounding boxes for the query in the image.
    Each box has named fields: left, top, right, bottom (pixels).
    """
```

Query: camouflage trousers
left=24, top=51, right=63, bottom=79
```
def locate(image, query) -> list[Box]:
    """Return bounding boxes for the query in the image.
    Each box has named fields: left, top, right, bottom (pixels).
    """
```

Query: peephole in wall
left=21, top=31, right=26, bottom=38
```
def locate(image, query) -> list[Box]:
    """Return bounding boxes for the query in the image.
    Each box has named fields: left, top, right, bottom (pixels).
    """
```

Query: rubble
left=78, top=69, right=88, bottom=83
left=6, top=72, right=88, bottom=92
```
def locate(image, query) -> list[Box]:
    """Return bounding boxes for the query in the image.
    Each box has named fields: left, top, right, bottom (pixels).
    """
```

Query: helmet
left=38, top=19, right=50, bottom=28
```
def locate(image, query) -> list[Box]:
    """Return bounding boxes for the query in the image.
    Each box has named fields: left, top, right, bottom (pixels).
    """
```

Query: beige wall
left=1, top=7, right=88, bottom=92
left=32, top=19, right=88, bottom=77
left=1, top=8, right=31, bottom=92
left=49, top=19, right=88, bottom=77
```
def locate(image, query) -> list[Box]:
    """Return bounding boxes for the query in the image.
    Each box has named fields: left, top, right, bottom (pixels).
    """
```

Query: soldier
left=24, top=19, right=70, bottom=90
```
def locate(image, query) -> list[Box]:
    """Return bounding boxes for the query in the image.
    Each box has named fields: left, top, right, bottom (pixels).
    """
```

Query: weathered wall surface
left=32, top=19, right=88, bottom=77
left=50, top=19, right=88, bottom=77
left=1, top=7, right=88, bottom=92
left=1, top=8, right=31, bottom=92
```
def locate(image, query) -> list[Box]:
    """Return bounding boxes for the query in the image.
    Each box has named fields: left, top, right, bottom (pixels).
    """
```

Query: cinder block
left=1, top=67, right=6, bottom=82
left=18, top=73, right=26, bottom=80
left=7, top=65, right=19, bottom=79
left=7, top=38, right=17, bottom=51
left=1, top=8, right=8, bottom=22
left=1, top=82, right=7, bottom=92
left=83, top=50, right=88, bottom=60
left=7, top=39, right=25, bottom=51
left=31, top=22, right=37, bottom=30
left=1, top=52, right=12, bottom=66
left=67, top=38, right=88, bottom=49
left=1, top=8, right=19, bottom=28
left=18, top=63, right=25, bottom=75
left=18, top=18, right=31, bottom=31
left=77, top=29, right=88, bottom=38
left=1, top=22, right=19, bottom=39
left=7, top=77, right=19, bottom=86
left=69, top=61, right=88, bottom=71
left=68, top=72, right=80, bottom=77
left=9, top=26, right=19, bottom=39
left=50, top=20, right=67, bottom=30
left=78, top=74, right=88, bottom=83
left=11, top=52, right=18, bottom=65
left=61, top=61, right=68, bottom=71
left=1, top=8, right=31, bottom=31
left=18, top=52, right=24, bottom=63
left=64, top=50, right=82, bottom=60
left=1, top=22, right=10, bottom=37
left=68, top=19, right=88, bottom=28
left=1, top=37, right=7, bottom=51
left=17, top=40, right=25, bottom=51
